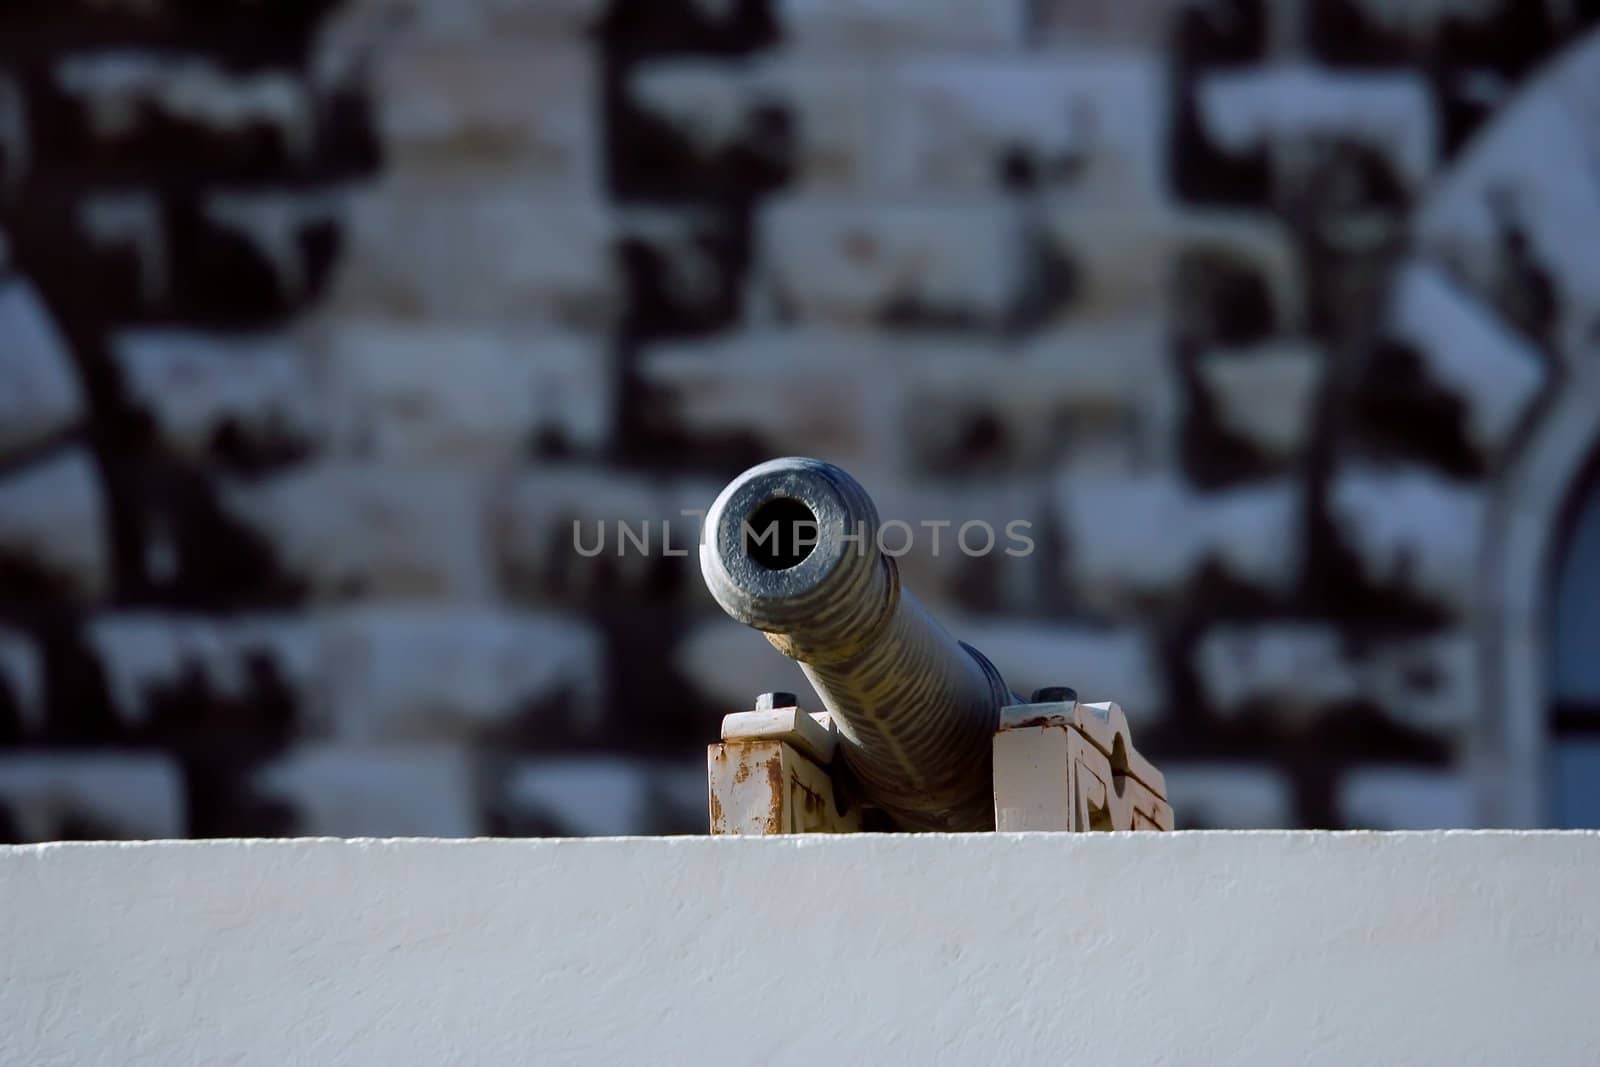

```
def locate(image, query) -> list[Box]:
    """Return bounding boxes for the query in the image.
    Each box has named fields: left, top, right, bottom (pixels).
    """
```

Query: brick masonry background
left=2, top=0, right=1599, bottom=837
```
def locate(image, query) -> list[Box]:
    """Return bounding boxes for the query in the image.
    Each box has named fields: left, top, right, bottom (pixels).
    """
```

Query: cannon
left=701, top=457, right=1172, bottom=835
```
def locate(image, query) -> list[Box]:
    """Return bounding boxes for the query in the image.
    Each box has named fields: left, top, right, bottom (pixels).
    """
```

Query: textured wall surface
left=3, top=1, right=1600, bottom=836
left=2, top=833, right=1599, bottom=1064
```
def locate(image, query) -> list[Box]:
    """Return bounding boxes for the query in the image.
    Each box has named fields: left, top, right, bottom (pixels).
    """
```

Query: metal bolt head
left=756, top=691, right=798, bottom=711
left=1030, top=686, right=1077, bottom=705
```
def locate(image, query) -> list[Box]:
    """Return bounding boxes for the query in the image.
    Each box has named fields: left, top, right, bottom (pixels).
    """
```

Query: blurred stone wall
left=1, top=0, right=1597, bottom=837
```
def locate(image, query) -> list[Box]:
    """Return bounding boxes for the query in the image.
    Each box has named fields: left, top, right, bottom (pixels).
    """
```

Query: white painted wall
left=2, top=832, right=1598, bottom=1065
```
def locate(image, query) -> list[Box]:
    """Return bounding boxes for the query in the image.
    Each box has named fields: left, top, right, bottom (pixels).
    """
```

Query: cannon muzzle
left=700, top=457, right=1014, bottom=831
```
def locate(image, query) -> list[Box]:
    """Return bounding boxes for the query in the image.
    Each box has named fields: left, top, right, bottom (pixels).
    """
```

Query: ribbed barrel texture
left=700, top=457, right=1010, bottom=831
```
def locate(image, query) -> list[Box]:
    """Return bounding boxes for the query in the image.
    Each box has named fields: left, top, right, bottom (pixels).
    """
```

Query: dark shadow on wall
left=0, top=1, right=379, bottom=836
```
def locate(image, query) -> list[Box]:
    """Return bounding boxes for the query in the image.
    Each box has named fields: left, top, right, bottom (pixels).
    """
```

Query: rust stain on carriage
left=721, top=741, right=765, bottom=787
left=764, top=755, right=784, bottom=835
left=709, top=743, right=788, bottom=834
left=792, top=774, right=826, bottom=833
left=710, top=736, right=859, bottom=835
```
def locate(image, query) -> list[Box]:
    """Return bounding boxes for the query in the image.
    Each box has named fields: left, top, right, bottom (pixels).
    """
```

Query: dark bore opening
left=744, top=497, right=818, bottom=571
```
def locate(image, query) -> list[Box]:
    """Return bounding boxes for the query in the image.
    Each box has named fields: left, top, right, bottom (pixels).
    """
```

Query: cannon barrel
left=700, top=457, right=1014, bottom=831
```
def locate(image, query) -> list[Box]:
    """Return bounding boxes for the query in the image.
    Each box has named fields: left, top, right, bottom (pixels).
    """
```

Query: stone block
left=759, top=197, right=1033, bottom=326
left=1194, top=624, right=1477, bottom=733
left=627, top=326, right=1152, bottom=483
left=1161, top=763, right=1294, bottom=828
left=951, top=618, right=1166, bottom=722
left=219, top=463, right=495, bottom=601
left=1328, top=465, right=1483, bottom=617
left=1034, top=0, right=1190, bottom=49
left=327, top=178, right=619, bottom=325
left=627, top=57, right=874, bottom=189
left=881, top=56, right=1166, bottom=200
left=1384, top=261, right=1546, bottom=458
left=0, top=280, right=83, bottom=458
left=1197, top=66, right=1437, bottom=192
left=656, top=319, right=1158, bottom=483
left=839, top=475, right=1053, bottom=612
left=251, top=744, right=480, bottom=837
left=1040, top=207, right=1302, bottom=331
left=493, top=465, right=718, bottom=605
left=87, top=607, right=600, bottom=744
left=498, top=757, right=657, bottom=836
left=638, top=330, right=897, bottom=474
left=111, top=329, right=321, bottom=463
left=904, top=319, right=1175, bottom=473
left=499, top=757, right=710, bottom=836
left=373, top=41, right=597, bottom=189
left=1417, top=38, right=1600, bottom=359
left=674, top=619, right=814, bottom=719
left=1036, top=210, right=1170, bottom=323
left=332, top=0, right=607, bottom=43
left=0, top=449, right=110, bottom=601
left=616, top=206, right=749, bottom=335
left=53, top=51, right=316, bottom=168
left=0, top=754, right=185, bottom=841
left=648, top=759, right=717, bottom=833
left=776, top=0, right=1028, bottom=51
left=314, top=319, right=612, bottom=460
left=1339, top=767, right=1476, bottom=829
left=1195, top=342, right=1324, bottom=459
left=87, top=614, right=319, bottom=732
left=1056, top=474, right=1301, bottom=611
left=312, top=606, right=604, bottom=742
